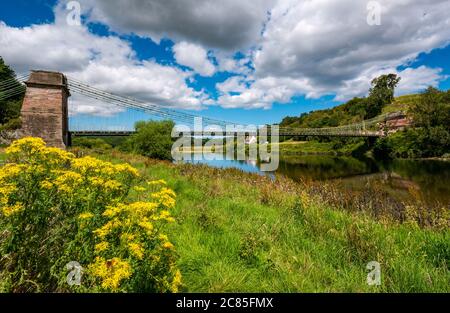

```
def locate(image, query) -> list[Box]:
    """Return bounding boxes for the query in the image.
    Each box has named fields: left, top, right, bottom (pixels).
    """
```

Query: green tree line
left=0, top=57, right=24, bottom=130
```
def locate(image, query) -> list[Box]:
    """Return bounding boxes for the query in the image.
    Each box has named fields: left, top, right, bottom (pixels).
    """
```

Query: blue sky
left=1, top=0, right=449, bottom=129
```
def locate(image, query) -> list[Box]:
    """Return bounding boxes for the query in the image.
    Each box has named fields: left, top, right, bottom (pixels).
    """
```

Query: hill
left=279, top=93, right=421, bottom=129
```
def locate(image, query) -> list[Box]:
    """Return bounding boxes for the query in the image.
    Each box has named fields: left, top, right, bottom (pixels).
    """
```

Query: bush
left=124, top=120, right=175, bottom=160
left=375, top=127, right=450, bottom=159
left=0, top=137, right=181, bottom=292
left=0, top=58, right=24, bottom=125
left=72, top=137, right=112, bottom=150
left=373, top=137, right=393, bottom=159
left=0, top=118, right=21, bottom=132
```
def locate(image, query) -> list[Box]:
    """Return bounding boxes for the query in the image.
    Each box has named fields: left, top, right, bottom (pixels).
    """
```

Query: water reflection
left=176, top=153, right=450, bottom=206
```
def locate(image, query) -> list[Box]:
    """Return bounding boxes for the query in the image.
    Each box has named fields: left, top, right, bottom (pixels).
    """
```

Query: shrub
left=72, top=137, right=112, bottom=150
left=0, top=137, right=181, bottom=292
left=0, top=118, right=22, bottom=132
left=124, top=120, right=175, bottom=160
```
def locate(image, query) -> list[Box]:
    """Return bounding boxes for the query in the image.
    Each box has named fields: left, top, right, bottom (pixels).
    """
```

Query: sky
left=0, top=0, right=449, bottom=129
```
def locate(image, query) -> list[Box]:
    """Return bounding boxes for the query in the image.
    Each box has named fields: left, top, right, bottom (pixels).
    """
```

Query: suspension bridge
left=0, top=71, right=406, bottom=148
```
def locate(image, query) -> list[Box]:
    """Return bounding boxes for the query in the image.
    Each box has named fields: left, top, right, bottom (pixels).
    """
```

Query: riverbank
left=277, top=140, right=366, bottom=156
left=175, top=140, right=366, bottom=156
left=1, top=146, right=448, bottom=291
left=75, top=148, right=448, bottom=292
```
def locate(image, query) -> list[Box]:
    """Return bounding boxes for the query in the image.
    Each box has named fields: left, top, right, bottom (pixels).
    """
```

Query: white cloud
left=68, top=95, right=124, bottom=117
left=0, top=5, right=211, bottom=116
left=1, top=0, right=449, bottom=114
left=81, top=0, right=275, bottom=50
left=215, top=52, right=252, bottom=75
left=217, top=0, right=450, bottom=108
left=396, top=66, right=446, bottom=95
left=172, top=41, right=215, bottom=76
left=334, top=65, right=445, bottom=101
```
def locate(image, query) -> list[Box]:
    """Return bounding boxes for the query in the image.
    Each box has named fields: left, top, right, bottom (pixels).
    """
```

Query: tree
left=410, top=86, right=450, bottom=128
left=366, top=73, right=401, bottom=118
left=124, top=120, right=175, bottom=160
left=374, top=86, right=450, bottom=159
left=0, top=57, right=24, bottom=126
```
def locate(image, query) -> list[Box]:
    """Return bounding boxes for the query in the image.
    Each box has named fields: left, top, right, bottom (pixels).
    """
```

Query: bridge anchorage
left=0, top=70, right=407, bottom=148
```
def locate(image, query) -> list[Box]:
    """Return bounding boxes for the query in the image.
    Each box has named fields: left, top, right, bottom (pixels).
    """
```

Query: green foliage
left=0, top=138, right=181, bottom=292
left=0, top=57, right=24, bottom=126
left=72, top=137, right=112, bottom=150
left=366, top=74, right=401, bottom=118
left=375, top=87, right=450, bottom=158
left=90, top=150, right=449, bottom=292
left=279, top=73, right=400, bottom=128
left=0, top=118, right=21, bottom=132
left=409, top=87, right=450, bottom=128
left=125, top=120, right=175, bottom=160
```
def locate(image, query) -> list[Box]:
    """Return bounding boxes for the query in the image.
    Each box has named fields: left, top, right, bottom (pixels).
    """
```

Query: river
left=175, top=153, right=450, bottom=207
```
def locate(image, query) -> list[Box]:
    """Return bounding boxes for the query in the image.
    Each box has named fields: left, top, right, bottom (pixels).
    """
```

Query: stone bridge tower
left=20, top=70, right=70, bottom=148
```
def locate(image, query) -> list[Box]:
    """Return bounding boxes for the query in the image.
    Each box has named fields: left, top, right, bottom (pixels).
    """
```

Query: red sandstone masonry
left=20, top=71, right=70, bottom=149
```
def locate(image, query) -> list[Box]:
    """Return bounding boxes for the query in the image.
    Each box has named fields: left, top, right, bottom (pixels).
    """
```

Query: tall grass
left=87, top=149, right=449, bottom=292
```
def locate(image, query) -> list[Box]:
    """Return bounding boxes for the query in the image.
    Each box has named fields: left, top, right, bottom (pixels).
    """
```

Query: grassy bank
left=276, top=140, right=367, bottom=156
left=177, top=140, right=365, bottom=156
left=74, top=149, right=449, bottom=292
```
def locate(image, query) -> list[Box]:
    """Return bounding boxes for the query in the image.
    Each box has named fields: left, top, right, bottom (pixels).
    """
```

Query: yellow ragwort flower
left=78, top=212, right=94, bottom=219
left=128, top=242, right=144, bottom=260
left=2, top=202, right=24, bottom=217
left=171, top=270, right=182, bottom=293
left=95, top=241, right=109, bottom=253
left=162, top=241, right=174, bottom=250
left=88, top=257, right=132, bottom=290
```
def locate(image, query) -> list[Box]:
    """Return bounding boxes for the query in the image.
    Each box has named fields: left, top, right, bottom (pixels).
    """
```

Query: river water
left=176, top=154, right=450, bottom=207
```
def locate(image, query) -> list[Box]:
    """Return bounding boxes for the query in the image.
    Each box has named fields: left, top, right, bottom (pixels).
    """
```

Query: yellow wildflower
left=103, top=205, right=123, bottom=218
left=171, top=270, right=182, bottom=293
left=54, top=171, right=83, bottom=193
left=158, top=234, right=168, bottom=241
left=95, top=241, right=109, bottom=253
left=2, top=202, right=24, bottom=217
left=147, top=179, right=167, bottom=186
left=93, top=219, right=120, bottom=238
left=151, top=187, right=176, bottom=209
left=138, top=218, right=154, bottom=233
left=41, top=147, right=74, bottom=166
left=88, top=257, right=131, bottom=290
left=78, top=212, right=94, bottom=219
left=5, top=137, right=45, bottom=155
left=0, top=164, right=23, bottom=180
left=115, top=163, right=139, bottom=177
left=89, top=176, right=105, bottom=186
left=120, top=233, right=135, bottom=242
left=104, top=180, right=122, bottom=191
left=162, top=241, right=174, bottom=250
left=128, top=242, right=144, bottom=259
left=40, top=180, right=53, bottom=189
left=133, top=186, right=146, bottom=192
left=129, top=201, right=157, bottom=211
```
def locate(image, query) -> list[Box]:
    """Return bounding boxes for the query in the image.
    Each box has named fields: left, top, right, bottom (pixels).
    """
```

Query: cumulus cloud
left=216, top=0, right=450, bottom=108
left=0, top=4, right=211, bottom=116
left=334, top=66, right=445, bottom=101
left=68, top=95, right=124, bottom=117
left=80, top=0, right=275, bottom=50
left=1, top=0, right=449, bottom=114
left=172, top=41, right=215, bottom=76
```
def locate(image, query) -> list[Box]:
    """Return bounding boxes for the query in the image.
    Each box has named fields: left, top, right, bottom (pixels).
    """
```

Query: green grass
left=88, top=150, right=449, bottom=292
left=0, top=148, right=6, bottom=164
left=1, top=148, right=448, bottom=292
left=276, top=140, right=366, bottom=156
left=382, top=94, right=421, bottom=114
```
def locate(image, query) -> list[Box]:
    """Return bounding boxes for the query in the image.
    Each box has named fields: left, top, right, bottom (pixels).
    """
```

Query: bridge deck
left=70, top=130, right=383, bottom=137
